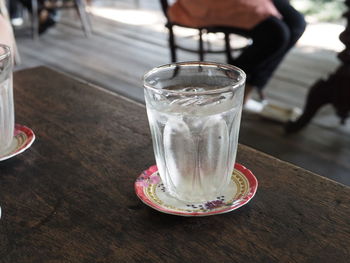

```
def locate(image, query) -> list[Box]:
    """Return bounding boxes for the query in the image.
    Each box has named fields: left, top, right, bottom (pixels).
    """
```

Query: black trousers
left=231, top=0, right=306, bottom=90
left=10, top=0, right=52, bottom=14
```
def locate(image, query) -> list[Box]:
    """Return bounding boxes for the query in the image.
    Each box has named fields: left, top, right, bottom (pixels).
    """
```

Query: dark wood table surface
left=0, top=66, right=349, bottom=263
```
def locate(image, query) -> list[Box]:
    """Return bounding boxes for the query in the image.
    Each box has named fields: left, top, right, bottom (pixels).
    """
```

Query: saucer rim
left=0, top=124, right=35, bottom=161
left=135, top=163, right=258, bottom=217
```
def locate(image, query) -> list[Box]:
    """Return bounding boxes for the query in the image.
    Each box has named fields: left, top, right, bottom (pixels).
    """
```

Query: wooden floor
left=13, top=0, right=350, bottom=186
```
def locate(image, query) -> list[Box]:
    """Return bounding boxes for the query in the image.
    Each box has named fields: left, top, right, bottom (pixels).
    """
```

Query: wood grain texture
left=0, top=67, right=349, bottom=262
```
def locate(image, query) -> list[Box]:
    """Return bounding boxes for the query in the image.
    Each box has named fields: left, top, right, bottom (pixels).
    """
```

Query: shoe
left=260, top=101, right=301, bottom=123
left=244, top=99, right=301, bottom=123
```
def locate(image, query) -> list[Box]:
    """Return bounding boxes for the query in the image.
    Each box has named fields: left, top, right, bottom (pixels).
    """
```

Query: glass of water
left=143, top=62, right=246, bottom=203
left=0, top=45, right=14, bottom=156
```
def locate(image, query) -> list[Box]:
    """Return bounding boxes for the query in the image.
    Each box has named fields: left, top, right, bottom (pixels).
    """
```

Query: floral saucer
left=135, top=163, right=258, bottom=217
left=0, top=124, right=35, bottom=161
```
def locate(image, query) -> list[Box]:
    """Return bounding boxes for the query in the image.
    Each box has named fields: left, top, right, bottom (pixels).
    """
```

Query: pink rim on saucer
left=135, top=163, right=258, bottom=217
left=0, top=124, right=35, bottom=161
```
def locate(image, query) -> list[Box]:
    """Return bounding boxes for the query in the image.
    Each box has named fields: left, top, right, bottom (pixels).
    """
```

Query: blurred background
left=7, top=0, right=350, bottom=185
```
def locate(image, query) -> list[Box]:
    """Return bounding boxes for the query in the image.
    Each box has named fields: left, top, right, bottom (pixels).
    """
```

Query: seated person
left=168, top=0, right=306, bottom=103
left=10, top=0, right=58, bottom=34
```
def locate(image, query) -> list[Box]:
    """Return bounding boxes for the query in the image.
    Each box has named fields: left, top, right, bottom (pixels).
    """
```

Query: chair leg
left=74, top=0, right=92, bottom=37
left=31, top=0, right=39, bottom=40
left=224, top=33, right=233, bottom=63
left=199, top=29, right=204, bottom=61
left=84, top=0, right=93, bottom=30
left=169, top=26, right=177, bottom=62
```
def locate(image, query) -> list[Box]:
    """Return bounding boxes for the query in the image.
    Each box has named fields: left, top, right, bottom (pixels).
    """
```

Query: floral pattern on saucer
left=135, top=163, right=258, bottom=216
left=0, top=124, right=35, bottom=161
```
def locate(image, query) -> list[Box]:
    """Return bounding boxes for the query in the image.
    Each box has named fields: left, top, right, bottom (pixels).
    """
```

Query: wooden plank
left=240, top=112, right=350, bottom=186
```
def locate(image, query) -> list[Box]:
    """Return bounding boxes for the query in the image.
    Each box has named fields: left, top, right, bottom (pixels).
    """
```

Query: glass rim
left=0, top=44, right=11, bottom=62
left=143, top=61, right=246, bottom=96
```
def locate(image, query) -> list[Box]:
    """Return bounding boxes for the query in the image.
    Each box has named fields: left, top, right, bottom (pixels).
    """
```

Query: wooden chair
left=159, top=0, right=251, bottom=62
left=31, top=0, right=92, bottom=39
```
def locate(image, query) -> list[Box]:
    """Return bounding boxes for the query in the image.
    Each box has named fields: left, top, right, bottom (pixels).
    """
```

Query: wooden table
left=0, top=67, right=349, bottom=262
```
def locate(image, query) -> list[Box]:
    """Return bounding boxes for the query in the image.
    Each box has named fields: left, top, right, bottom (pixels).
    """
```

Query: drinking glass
left=143, top=62, right=246, bottom=203
left=0, top=44, right=14, bottom=156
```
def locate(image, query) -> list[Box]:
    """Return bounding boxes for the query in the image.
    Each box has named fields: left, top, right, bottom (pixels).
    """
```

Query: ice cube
left=163, top=117, right=195, bottom=192
left=199, top=116, right=229, bottom=191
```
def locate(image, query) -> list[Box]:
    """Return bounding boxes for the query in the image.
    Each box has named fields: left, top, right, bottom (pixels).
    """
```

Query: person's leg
left=252, top=0, right=306, bottom=89
left=231, top=17, right=291, bottom=88
left=230, top=0, right=306, bottom=93
left=18, top=0, right=56, bottom=34
left=9, top=0, right=20, bottom=18
left=250, top=0, right=306, bottom=88
left=17, top=0, right=34, bottom=11
left=37, top=0, right=57, bottom=34
left=273, top=0, right=306, bottom=46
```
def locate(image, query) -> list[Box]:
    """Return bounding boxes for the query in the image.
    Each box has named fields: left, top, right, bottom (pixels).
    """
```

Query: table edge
left=15, top=66, right=349, bottom=191
left=14, top=65, right=146, bottom=109
left=238, top=144, right=350, bottom=190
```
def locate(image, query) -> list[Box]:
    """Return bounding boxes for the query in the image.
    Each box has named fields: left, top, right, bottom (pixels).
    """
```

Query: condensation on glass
left=0, top=45, right=14, bottom=155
